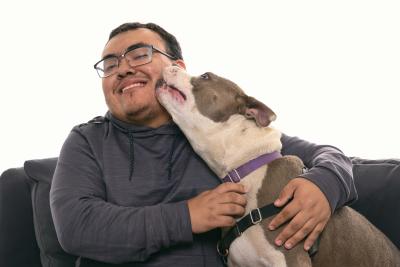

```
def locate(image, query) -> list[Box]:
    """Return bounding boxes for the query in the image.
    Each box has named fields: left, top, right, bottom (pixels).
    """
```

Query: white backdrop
left=1, top=0, right=399, bottom=173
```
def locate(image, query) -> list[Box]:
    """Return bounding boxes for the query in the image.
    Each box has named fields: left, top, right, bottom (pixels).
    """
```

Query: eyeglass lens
left=98, top=46, right=153, bottom=77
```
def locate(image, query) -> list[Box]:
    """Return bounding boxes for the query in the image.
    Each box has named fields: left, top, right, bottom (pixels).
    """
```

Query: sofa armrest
left=0, top=167, right=42, bottom=267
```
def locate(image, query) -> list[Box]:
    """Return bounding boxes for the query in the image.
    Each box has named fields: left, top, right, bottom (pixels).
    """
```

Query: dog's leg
left=256, top=156, right=312, bottom=267
left=228, top=225, right=287, bottom=267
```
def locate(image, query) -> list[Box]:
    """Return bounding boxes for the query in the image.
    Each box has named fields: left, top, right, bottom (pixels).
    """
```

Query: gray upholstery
left=350, top=157, right=400, bottom=248
left=0, top=167, right=42, bottom=267
left=0, top=157, right=399, bottom=267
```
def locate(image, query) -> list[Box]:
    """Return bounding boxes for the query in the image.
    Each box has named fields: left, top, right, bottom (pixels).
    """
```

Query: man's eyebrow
left=102, top=42, right=150, bottom=60
left=101, top=54, right=117, bottom=60
left=124, top=42, right=149, bottom=52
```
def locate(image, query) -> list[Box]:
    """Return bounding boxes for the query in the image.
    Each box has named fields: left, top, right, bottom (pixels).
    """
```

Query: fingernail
left=274, top=199, right=280, bottom=205
left=305, top=245, right=310, bottom=251
left=285, top=242, right=292, bottom=249
left=275, top=239, right=282, bottom=246
left=269, top=224, right=275, bottom=230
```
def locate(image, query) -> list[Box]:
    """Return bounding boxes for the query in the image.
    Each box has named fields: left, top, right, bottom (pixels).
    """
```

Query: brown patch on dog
left=257, top=156, right=312, bottom=266
left=257, top=156, right=304, bottom=214
left=312, top=207, right=400, bottom=267
left=256, top=156, right=400, bottom=267
left=191, top=72, right=276, bottom=127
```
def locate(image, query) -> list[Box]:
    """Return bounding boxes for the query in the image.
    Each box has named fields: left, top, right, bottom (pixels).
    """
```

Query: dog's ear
left=240, top=96, right=277, bottom=127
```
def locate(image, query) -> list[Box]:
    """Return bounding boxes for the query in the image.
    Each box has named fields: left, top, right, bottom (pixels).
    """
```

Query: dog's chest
left=227, top=156, right=306, bottom=266
left=240, top=165, right=268, bottom=214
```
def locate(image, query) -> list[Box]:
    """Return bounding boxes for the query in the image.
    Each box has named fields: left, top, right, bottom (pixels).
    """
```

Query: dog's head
left=156, top=66, right=280, bottom=176
left=156, top=66, right=276, bottom=129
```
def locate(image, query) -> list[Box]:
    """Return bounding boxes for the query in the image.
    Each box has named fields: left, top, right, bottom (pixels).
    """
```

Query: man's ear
left=173, top=60, right=186, bottom=70
left=242, top=96, right=277, bottom=127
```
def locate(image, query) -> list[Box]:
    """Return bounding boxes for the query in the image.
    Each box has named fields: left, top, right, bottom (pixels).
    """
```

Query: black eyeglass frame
left=93, top=44, right=177, bottom=78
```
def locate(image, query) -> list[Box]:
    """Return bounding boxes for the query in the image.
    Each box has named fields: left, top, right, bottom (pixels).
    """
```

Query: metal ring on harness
left=250, top=208, right=262, bottom=224
left=217, top=241, right=229, bottom=257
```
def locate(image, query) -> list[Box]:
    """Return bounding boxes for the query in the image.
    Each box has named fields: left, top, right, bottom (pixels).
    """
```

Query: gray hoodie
left=50, top=112, right=356, bottom=266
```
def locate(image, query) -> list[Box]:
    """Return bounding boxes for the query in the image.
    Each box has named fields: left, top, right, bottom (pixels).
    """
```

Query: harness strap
left=217, top=202, right=281, bottom=257
left=217, top=200, right=320, bottom=264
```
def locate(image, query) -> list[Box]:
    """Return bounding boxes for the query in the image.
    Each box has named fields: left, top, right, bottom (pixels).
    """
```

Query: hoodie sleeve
left=280, top=133, right=357, bottom=212
left=50, top=130, right=193, bottom=264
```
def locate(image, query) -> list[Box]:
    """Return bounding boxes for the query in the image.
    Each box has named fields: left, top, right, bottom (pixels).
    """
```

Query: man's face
left=101, top=28, right=185, bottom=127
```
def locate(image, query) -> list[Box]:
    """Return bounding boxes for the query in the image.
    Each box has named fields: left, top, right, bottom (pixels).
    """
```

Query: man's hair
left=109, top=22, right=183, bottom=60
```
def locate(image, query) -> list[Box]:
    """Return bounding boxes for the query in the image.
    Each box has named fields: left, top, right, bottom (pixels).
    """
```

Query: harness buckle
left=250, top=208, right=262, bottom=224
left=227, top=169, right=241, bottom=183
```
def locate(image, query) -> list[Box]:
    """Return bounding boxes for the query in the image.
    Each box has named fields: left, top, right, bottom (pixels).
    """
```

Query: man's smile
left=117, top=78, right=149, bottom=94
left=121, top=82, right=147, bottom=94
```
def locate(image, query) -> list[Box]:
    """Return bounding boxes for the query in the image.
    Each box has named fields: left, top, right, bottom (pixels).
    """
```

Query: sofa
left=1, top=157, right=399, bottom=267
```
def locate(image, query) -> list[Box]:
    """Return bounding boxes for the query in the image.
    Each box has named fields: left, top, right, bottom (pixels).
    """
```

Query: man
left=50, top=22, right=356, bottom=266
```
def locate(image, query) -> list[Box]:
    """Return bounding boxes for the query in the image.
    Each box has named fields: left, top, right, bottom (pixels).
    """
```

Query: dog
left=155, top=66, right=400, bottom=267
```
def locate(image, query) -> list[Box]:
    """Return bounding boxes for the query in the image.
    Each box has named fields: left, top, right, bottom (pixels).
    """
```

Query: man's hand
left=268, top=178, right=331, bottom=251
left=188, top=183, right=248, bottom=234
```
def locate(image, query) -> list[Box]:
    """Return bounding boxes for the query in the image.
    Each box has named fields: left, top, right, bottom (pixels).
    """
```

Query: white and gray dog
left=156, top=66, right=400, bottom=267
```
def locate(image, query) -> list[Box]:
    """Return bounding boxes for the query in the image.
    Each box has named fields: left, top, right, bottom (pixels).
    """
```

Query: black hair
left=109, top=22, right=183, bottom=60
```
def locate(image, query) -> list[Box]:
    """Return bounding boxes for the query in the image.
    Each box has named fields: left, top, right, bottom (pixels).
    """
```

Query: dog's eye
left=200, top=73, right=210, bottom=80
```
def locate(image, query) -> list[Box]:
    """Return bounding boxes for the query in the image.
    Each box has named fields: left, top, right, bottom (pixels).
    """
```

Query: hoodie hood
left=105, top=111, right=181, bottom=136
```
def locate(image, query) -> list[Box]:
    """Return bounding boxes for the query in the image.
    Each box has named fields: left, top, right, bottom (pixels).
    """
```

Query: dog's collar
left=221, top=151, right=282, bottom=183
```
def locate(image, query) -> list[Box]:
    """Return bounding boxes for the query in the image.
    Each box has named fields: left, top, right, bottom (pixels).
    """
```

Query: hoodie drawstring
left=167, top=134, right=178, bottom=180
left=128, top=130, right=134, bottom=180
left=107, top=111, right=180, bottom=181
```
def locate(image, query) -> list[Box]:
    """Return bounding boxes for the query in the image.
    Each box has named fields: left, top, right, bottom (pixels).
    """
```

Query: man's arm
left=280, top=133, right=356, bottom=210
left=268, top=133, right=357, bottom=251
left=50, top=129, right=247, bottom=264
left=50, top=130, right=193, bottom=264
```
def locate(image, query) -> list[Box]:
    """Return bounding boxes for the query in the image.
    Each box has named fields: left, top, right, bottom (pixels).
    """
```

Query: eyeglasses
left=93, top=44, right=176, bottom=78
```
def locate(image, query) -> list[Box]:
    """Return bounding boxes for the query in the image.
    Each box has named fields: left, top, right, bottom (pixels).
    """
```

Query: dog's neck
left=179, top=114, right=282, bottom=178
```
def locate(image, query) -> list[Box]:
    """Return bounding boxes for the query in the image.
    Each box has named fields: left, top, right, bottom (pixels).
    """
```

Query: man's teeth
left=122, top=82, right=146, bottom=92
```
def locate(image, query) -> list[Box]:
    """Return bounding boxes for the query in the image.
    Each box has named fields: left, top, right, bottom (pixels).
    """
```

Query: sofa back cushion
left=25, top=158, right=78, bottom=267
left=350, top=157, right=400, bottom=248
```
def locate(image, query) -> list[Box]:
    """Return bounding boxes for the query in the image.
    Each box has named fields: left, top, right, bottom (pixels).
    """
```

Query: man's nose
left=117, top=57, right=136, bottom=77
